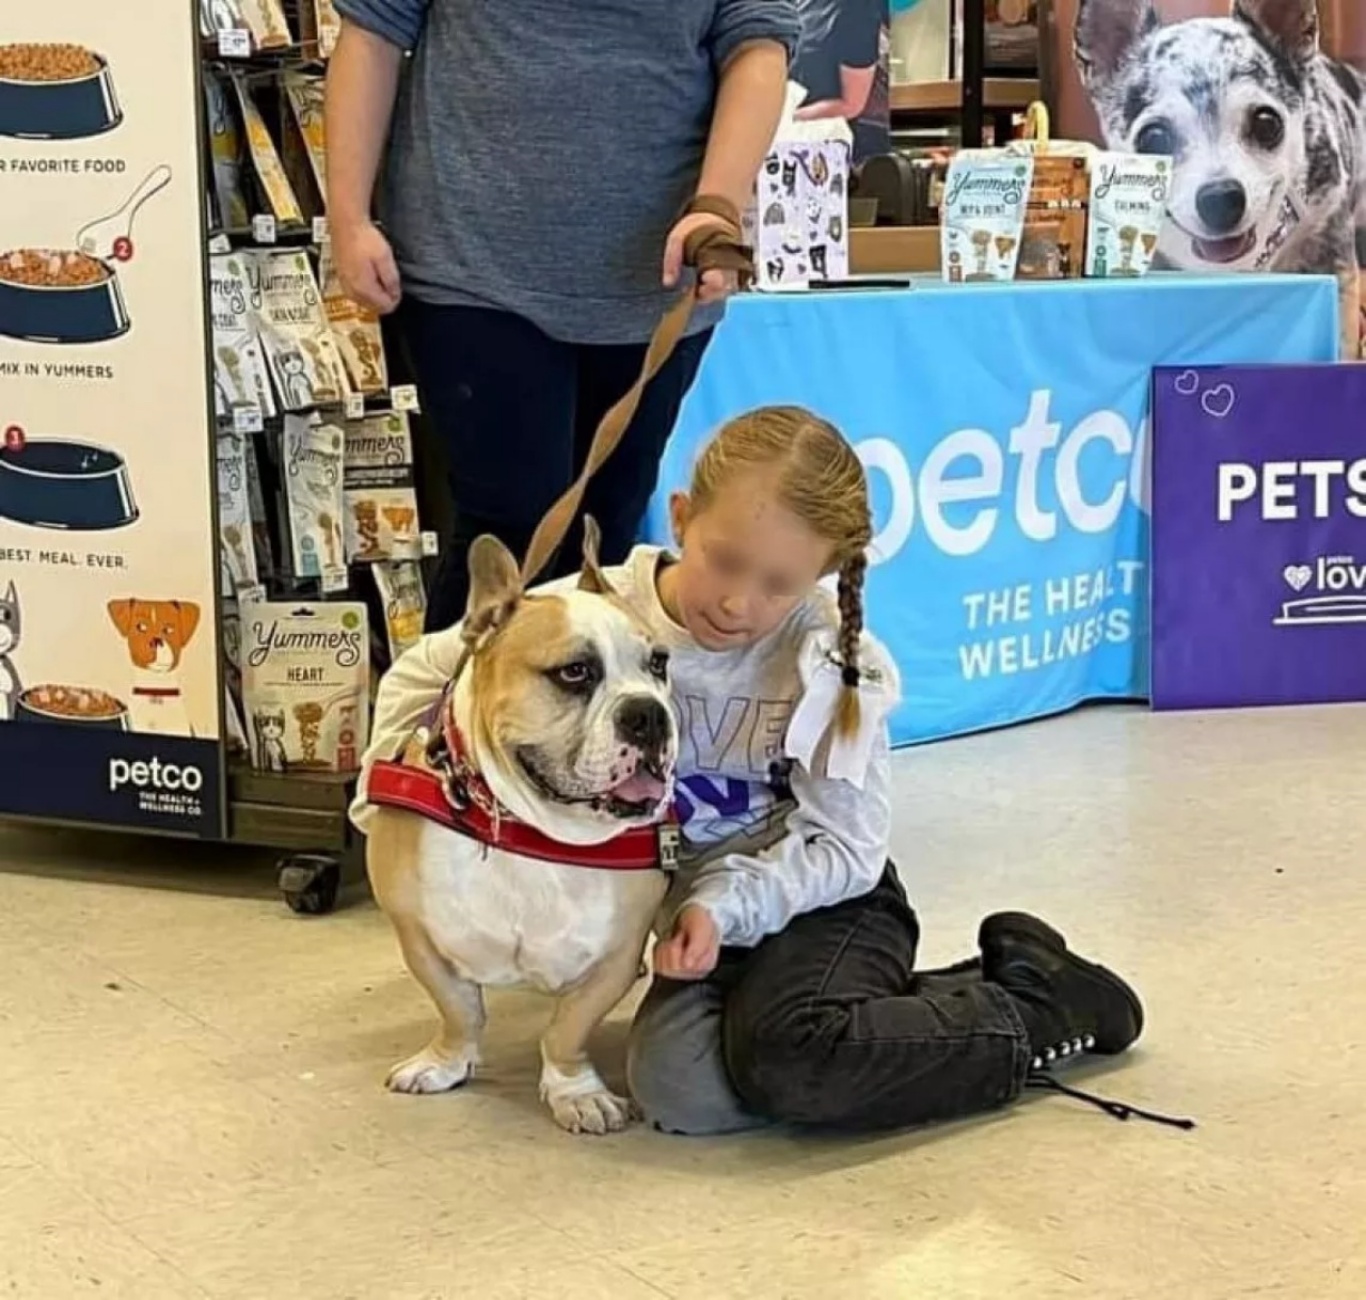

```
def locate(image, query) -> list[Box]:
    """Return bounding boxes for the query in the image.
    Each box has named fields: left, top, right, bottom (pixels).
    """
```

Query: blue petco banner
left=646, top=274, right=1338, bottom=745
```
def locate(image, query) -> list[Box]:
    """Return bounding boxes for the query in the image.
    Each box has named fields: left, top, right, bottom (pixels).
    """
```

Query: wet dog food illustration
left=16, top=681, right=130, bottom=731
left=0, top=165, right=172, bottom=345
left=0, top=248, right=129, bottom=344
left=0, top=43, right=123, bottom=141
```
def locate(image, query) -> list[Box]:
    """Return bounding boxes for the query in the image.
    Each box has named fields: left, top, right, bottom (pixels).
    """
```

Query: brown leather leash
left=448, top=196, right=754, bottom=679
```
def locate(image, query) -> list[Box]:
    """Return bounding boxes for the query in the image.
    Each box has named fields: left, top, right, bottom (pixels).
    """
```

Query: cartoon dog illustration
left=106, top=598, right=202, bottom=737
left=1076, top=0, right=1366, bottom=356
left=0, top=580, right=22, bottom=723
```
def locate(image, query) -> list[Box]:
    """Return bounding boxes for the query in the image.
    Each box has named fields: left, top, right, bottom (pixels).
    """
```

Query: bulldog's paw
left=386, top=1045, right=476, bottom=1095
left=540, top=1063, right=639, bottom=1135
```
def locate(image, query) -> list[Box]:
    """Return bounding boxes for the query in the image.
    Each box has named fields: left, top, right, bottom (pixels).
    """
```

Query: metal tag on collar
left=656, top=822, right=681, bottom=873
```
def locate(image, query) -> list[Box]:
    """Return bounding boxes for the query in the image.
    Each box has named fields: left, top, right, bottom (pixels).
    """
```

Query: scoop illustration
left=75, top=164, right=172, bottom=261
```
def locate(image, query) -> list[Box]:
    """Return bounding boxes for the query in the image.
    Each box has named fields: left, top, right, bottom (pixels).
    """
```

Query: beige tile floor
left=2, top=703, right=1364, bottom=1299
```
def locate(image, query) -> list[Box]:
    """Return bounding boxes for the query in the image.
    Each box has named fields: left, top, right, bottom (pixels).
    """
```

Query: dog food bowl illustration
left=0, top=249, right=130, bottom=344
left=0, top=45, right=122, bottom=140
left=0, top=438, right=138, bottom=530
left=16, top=683, right=130, bottom=731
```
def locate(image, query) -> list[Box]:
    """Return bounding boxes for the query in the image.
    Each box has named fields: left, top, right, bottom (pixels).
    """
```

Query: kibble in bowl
left=0, top=43, right=101, bottom=83
left=0, top=42, right=122, bottom=140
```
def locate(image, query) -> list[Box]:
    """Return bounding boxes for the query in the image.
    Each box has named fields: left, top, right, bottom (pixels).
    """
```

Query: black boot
left=978, top=912, right=1143, bottom=1063
left=979, top=912, right=1193, bottom=1130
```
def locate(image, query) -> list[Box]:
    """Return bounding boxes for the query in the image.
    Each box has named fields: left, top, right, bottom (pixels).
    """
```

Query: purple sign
left=1151, top=364, right=1366, bottom=711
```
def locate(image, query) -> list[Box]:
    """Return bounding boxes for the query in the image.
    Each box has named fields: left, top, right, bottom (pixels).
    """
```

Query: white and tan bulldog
left=365, top=528, right=677, bottom=1134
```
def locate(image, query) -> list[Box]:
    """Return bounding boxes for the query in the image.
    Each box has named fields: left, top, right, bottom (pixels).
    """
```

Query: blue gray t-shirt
left=334, top=0, right=799, bottom=344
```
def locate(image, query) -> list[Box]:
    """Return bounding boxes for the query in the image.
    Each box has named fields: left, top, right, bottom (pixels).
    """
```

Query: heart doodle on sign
left=1283, top=565, right=1313, bottom=592
left=1201, top=384, right=1236, bottom=418
left=1174, top=370, right=1200, bottom=396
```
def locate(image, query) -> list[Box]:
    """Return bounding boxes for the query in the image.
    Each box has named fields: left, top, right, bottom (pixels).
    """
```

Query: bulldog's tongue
left=611, top=770, right=668, bottom=805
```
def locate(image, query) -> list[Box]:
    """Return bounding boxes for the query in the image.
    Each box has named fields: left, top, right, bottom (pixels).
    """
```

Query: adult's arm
left=662, top=2, right=798, bottom=296
left=325, top=3, right=427, bottom=310
left=792, top=63, right=877, bottom=121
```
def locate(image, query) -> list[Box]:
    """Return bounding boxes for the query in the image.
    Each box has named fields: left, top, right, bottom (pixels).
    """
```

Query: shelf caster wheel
left=279, top=854, right=341, bottom=916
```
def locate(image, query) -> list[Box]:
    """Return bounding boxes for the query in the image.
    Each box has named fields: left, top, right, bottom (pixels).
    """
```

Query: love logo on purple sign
left=1151, top=365, right=1366, bottom=710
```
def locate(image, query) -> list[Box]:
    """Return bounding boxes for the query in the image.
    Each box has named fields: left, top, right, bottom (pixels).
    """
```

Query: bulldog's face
left=465, top=531, right=677, bottom=831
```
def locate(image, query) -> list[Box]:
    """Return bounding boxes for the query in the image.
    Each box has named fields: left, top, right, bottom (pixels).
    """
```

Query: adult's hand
left=332, top=217, right=402, bottom=314
left=662, top=212, right=742, bottom=305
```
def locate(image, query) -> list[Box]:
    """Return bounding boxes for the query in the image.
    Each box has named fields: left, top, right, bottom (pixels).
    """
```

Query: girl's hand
left=332, top=217, right=402, bottom=314
left=653, top=905, right=721, bottom=980
left=662, top=212, right=741, bottom=305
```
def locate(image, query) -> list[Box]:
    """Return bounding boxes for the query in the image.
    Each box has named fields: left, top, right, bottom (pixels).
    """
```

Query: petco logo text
left=1217, top=459, right=1366, bottom=523
left=109, top=757, right=204, bottom=794
left=860, top=390, right=1146, bottom=562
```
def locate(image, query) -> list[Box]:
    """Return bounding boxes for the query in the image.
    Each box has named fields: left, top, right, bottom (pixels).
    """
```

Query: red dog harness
left=366, top=702, right=678, bottom=873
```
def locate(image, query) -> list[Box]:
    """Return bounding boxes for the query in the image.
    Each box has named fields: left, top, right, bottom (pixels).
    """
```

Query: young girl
left=356, top=406, right=1151, bottom=1134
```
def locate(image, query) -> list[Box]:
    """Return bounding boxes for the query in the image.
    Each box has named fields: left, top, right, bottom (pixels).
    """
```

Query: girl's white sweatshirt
left=351, top=545, right=900, bottom=949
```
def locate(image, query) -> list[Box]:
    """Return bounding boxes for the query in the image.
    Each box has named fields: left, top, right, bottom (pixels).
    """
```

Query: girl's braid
left=835, top=548, right=868, bottom=737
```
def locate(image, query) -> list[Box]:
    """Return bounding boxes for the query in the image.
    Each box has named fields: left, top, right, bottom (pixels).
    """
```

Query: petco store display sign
left=0, top=4, right=223, bottom=836
left=648, top=279, right=1338, bottom=745
left=1151, top=364, right=1366, bottom=710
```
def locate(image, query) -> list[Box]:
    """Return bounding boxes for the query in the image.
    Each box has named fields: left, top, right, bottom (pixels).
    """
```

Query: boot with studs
left=978, top=912, right=1193, bottom=1130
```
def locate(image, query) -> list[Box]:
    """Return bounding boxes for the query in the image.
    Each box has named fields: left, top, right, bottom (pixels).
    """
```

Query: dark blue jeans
left=397, top=299, right=712, bottom=631
left=628, top=863, right=1032, bottom=1133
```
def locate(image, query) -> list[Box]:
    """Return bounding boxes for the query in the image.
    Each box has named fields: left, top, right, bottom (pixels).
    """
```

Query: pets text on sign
left=1151, top=363, right=1366, bottom=709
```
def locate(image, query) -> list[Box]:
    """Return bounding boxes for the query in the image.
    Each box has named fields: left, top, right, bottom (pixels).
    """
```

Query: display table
left=644, top=274, right=1340, bottom=746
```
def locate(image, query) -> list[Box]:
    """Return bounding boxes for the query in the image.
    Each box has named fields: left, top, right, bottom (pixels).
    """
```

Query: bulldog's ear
left=1074, top=0, right=1159, bottom=91
left=465, top=534, right=523, bottom=639
left=577, top=516, right=618, bottom=596
left=1234, top=0, right=1319, bottom=61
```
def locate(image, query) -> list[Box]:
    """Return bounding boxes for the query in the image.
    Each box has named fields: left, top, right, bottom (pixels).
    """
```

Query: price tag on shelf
left=252, top=214, right=277, bottom=244
left=312, top=216, right=330, bottom=244
left=235, top=582, right=267, bottom=606
left=344, top=393, right=366, bottom=420
left=217, top=29, right=252, bottom=58
left=421, top=531, right=440, bottom=558
left=232, top=405, right=264, bottom=434
left=321, top=565, right=350, bottom=595
left=390, top=384, right=420, bottom=413
left=208, top=232, right=232, bottom=255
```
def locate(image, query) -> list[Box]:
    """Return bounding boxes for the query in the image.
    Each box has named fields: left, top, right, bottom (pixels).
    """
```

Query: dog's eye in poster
left=1045, top=0, right=1366, bottom=358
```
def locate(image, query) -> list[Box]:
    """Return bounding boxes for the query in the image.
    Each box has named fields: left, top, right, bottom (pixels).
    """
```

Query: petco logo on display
left=109, top=756, right=204, bottom=792
left=108, top=754, right=206, bottom=819
left=1273, top=556, right=1366, bottom=628
left=859, top=389, right=1146, bottom=563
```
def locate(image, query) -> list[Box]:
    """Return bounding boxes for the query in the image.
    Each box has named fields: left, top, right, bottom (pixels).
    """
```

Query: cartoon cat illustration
left=0, top=580, right=21, bottom=722
left=253, top=706, right=288, bottom=772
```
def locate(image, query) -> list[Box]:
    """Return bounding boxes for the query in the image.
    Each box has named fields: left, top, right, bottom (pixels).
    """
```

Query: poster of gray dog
left=1044, top=0, right=1366, bottom=358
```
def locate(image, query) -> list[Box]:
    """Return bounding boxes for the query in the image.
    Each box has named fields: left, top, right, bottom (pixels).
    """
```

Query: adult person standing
left=325, top=1, right=797, bottom=630
left=791, top=0, right=889, bottom=159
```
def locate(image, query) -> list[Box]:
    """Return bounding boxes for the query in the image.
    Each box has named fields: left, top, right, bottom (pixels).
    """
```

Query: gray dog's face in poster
left=1076, top=0, right=1365, bottom=276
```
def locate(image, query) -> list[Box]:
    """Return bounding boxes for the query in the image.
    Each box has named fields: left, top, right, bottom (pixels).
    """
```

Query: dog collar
left=366, top=702, right=678, bottom=873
